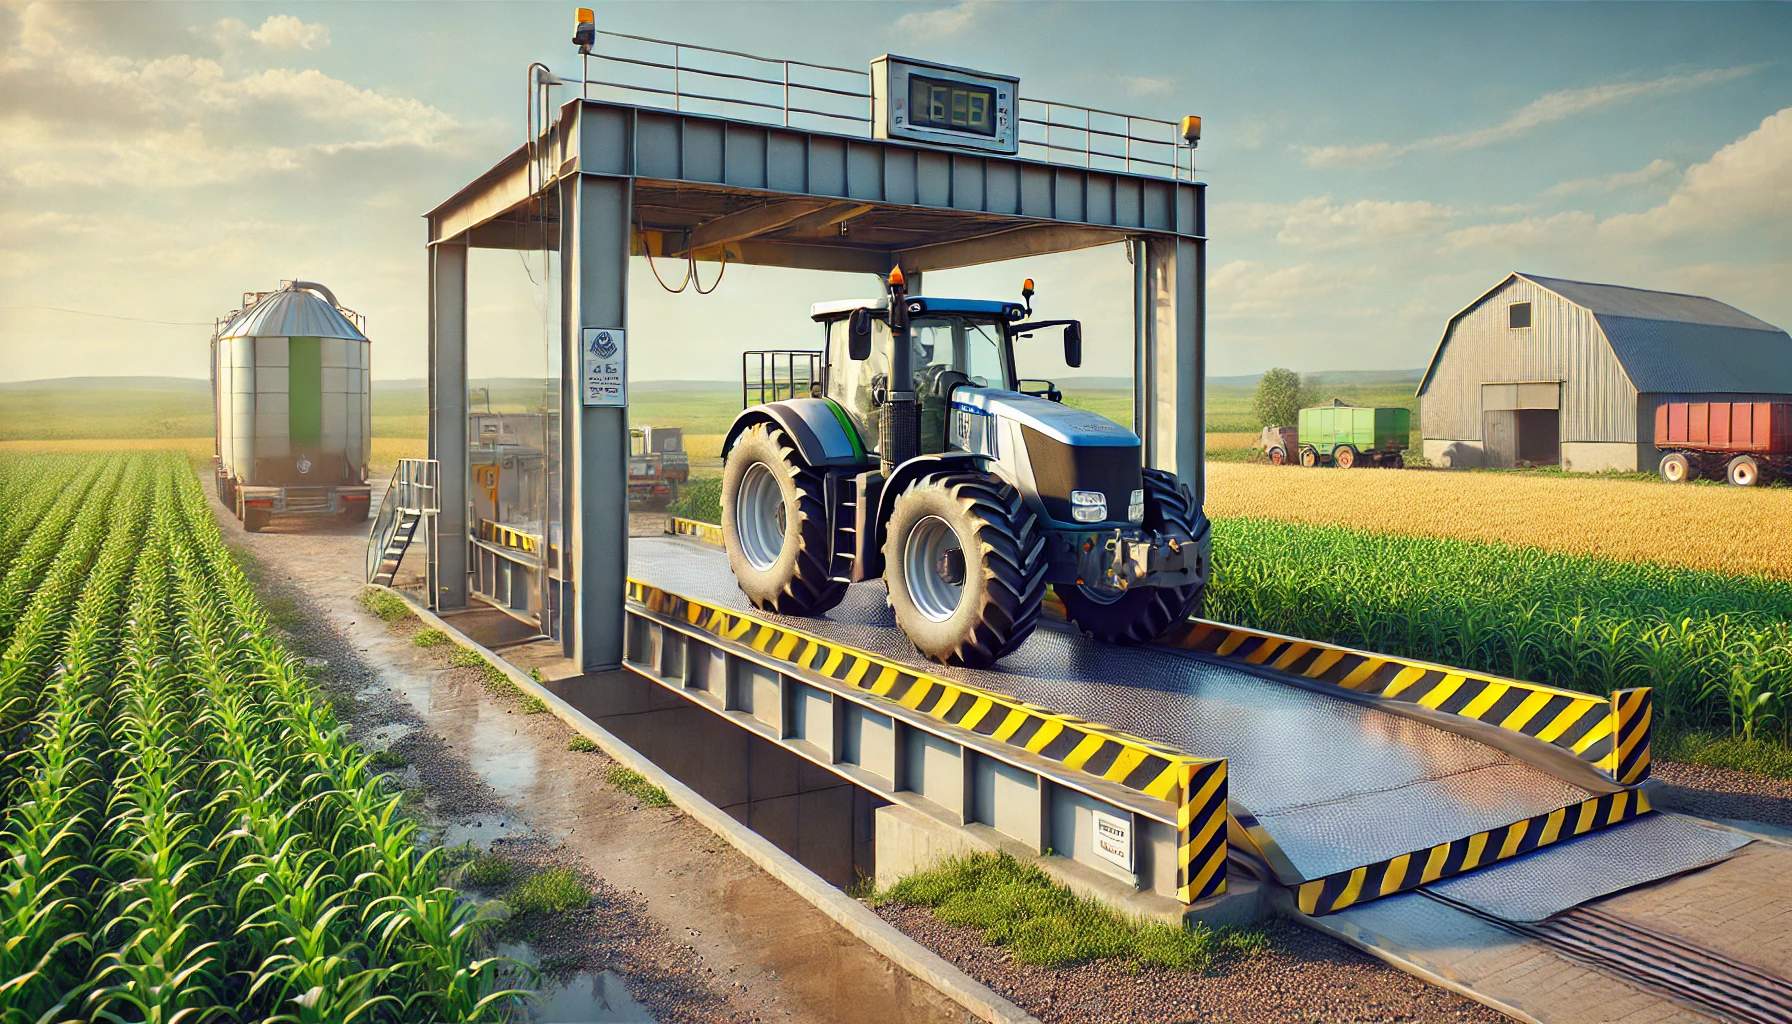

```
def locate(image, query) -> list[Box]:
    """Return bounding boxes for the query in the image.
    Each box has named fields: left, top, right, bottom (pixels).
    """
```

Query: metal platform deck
left=626, top=533, right=1742, bottom=918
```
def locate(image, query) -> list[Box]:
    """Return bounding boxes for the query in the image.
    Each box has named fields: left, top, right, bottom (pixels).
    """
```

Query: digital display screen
left=907, top=74, right=997, bottom=137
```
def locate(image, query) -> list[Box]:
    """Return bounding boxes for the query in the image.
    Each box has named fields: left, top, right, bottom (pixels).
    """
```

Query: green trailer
left=1297, top=403, right=1410, bottom=468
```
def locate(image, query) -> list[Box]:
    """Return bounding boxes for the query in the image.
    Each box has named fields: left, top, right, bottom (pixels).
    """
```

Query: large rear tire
left=1335, top=444, right=1358, bottom=469
left=1060, top=468, right=1204, bottom=644
left=884, top=473, right=1046, bottom=667
left=721, top=423, right=846, bottom=615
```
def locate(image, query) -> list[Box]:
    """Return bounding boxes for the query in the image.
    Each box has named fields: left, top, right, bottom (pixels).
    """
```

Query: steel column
left=561, top=174, right=632, bottom=670
left=1141, top=235, right=1204, bottom=497
left=427, top=241, right=469, bottom=609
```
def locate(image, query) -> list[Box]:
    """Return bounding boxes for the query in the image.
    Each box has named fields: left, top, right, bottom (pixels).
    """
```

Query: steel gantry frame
left=425, top=95, right=1207, bottom=672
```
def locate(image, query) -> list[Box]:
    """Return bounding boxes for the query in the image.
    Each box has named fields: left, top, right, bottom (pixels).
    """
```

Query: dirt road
left=214, top=505, right=972, bottom=1024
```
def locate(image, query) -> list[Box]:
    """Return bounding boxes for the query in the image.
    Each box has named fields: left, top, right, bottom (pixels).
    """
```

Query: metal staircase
left=366, top=458, right=439, bottom=588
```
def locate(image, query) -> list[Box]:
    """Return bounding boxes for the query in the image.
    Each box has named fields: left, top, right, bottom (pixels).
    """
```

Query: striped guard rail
left=1296, top=787, right=1653, bottom=915
left=674, top=517, right=1651, bottom=785
left=626, top=571, right=1229, bottom=905
left=478, top=518, right=542, bottom=555
left=1157, top=620, right=1653, bottom=785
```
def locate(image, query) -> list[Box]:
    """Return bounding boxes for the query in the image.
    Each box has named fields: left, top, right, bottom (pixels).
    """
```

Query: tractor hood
left=950, top=388, right=1139, bottom=447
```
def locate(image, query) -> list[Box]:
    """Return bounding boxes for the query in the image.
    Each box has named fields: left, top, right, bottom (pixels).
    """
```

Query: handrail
left=365, top=458, right=441, bottom=584
left=570, top=30, right=1197, bottom=180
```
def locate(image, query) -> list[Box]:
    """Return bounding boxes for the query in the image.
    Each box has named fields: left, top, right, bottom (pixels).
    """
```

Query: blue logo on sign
left=591, top=331, right=617, bottom=359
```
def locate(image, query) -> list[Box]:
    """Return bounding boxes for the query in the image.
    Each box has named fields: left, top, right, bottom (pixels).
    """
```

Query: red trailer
left=1654, top=400, right=1792, bottom=485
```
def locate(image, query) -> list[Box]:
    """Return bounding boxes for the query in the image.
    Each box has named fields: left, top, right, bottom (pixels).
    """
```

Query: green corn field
left=1205, top=517, right=1792, bottom=747
left=0, top=452, right=523, bottom=1022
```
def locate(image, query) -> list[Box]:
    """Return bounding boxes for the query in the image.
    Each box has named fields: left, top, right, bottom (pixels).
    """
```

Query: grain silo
left=211, top=281, right=373, bottom=531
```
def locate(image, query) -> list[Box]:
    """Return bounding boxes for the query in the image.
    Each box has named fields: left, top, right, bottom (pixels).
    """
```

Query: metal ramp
left=627, top=527, right=1743, bottom=920
left=366, top=459, right=438, bottom=587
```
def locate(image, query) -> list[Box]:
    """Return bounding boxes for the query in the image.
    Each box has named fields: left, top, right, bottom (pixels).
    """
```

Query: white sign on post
left=1091, top=809, right=1134, bottom=873
left=581, top=327, right=626, bottom=407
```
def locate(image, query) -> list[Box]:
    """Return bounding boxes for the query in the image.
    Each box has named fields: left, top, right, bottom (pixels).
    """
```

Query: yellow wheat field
left=1205, top=461, right=1792, bottom=580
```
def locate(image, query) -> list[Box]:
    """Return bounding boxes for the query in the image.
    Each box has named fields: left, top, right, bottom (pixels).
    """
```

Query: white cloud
left=1227, top=196, right=1456, bottom=251
left=251, top=14, right=329, bottom=50
left=893, top=1, right=988, bottom=36
left=1546, top=158, right=1676, bottom=197
left=1304, top=65, right=1764, bottom=167
left=1603, top=107, right=1792, bottom=240
left=1448, top=107, right=1792, bottom=250
left=1121, top=75, right=1173, bottom=98
left=1444, top=210, right=1598, bottom=251
left=0, top=3, right=460, bottom=189
left=1210, top=260, right=1357, bottom=319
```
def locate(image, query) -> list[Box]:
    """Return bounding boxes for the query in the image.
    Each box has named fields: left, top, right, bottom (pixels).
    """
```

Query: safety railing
left=742, top=349, right=822, bottom=408
left=574, top=31, right=1198, bottom=180
left=365, top=458, right=440, bottom=585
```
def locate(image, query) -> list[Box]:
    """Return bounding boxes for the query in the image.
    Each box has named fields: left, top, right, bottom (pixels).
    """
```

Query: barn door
left=1482, top=411, right=1517, bottom=467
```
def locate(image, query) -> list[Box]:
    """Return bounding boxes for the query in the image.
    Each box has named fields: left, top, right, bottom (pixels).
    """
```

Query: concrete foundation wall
left=546, top=670, right=882, bottom=887
left=1561, top=441, right=1644, bottom=474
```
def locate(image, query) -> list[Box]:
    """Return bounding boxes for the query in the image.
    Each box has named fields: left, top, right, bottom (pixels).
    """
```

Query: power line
left=0, top=304, right=213, bottom=327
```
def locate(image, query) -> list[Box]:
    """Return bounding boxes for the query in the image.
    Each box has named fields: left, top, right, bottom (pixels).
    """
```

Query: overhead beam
left=670, top=198, right=834, bottom=256
left=774, top=202, right=876, bottom=240
left=898, top=223, right=1127, bottom=273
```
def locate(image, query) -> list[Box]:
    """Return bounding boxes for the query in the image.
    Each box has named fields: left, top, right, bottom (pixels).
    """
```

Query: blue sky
left=1, top=0, right=1787, bottom=383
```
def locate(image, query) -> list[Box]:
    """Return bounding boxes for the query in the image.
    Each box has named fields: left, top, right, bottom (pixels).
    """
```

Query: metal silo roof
left=219, top=283, right=368, bottom=341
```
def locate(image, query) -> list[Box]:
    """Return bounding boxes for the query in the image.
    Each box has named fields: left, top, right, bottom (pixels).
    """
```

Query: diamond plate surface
left=632, top=538, right=1600, bottom=882
left=1425, top=813, right=1750, bottom=922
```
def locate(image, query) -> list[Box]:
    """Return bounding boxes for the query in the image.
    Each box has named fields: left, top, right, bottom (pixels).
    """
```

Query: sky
left=0, top=0, right=1788, bottom=383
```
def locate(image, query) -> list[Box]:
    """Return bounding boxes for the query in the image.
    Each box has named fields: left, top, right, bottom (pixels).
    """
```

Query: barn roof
left=1417, top=272, right=1792, bottom=396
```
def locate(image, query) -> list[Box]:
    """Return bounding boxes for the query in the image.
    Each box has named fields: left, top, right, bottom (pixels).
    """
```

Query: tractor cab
left=810, top=293, right=1079, bottom=457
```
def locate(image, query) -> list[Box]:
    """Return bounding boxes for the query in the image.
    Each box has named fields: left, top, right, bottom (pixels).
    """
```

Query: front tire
left=1299, top=446, right=1320, bottom=468
left=1267, top=446, right=1287, bottom=466
left=1060, top=468, right=1205, bottom=644
left=884, top=473, right=1046, bottom=667
left=721, top=423, right=846, bottom=615
left=1335, top=445, right=1359, bottom=469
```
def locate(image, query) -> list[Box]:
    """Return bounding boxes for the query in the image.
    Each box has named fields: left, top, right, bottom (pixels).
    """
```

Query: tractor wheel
left=883, top=473, right=1046, bottom=667
left=1299, top=446, right=1320, bottom=468
left=1060, top=468, right=1204, bottom=644
left=1267, top=447, right=1287, bottom=466
left=1334, top=445, right=1359, bottom=469
left=721, top=423, right=846, bottom=615
left=1659, top=452, right=1693, bottom=484
left=1726, top=455, right=1761, bottom=487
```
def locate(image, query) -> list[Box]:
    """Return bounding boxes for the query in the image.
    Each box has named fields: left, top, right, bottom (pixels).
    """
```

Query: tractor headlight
left=1070, top=490, right=1106, bottom=523
left=1128, top=488, right=1145, bottom=523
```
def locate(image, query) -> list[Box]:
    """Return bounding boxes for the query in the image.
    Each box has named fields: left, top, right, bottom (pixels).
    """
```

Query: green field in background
left=0, top=372, right=1421, bottom=444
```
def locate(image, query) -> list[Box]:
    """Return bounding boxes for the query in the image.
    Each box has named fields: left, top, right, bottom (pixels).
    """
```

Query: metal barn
left=1416, top=273, right=1792, bottom=471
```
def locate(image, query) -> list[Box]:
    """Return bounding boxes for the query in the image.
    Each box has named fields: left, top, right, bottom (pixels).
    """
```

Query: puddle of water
left=499, top=943, right=658, bottom=1024
left=435, top=817, right=525, bottom=850
left=362, top=722, right=416, bottom=748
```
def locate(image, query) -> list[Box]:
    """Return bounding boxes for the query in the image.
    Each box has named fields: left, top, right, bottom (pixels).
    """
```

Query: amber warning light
left=573, top=8, right=596, bottom=54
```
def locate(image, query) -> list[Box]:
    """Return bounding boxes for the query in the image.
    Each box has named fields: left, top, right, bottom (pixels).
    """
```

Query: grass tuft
left=567, top=735, right=600, bottom=753
left=1659, top=728, right=1792, bottom=780
left=449, top=647, right=487, bottom=668
left=516, top=691, right=548, bottom=715
left=510, top=868, right=592, bottom=915
left=461, top=852, right=520, bottom=891
left=877, top=853, right=1265, bottom=971
left=368, top=748, right=406, bottom=771
left=360, top=587, right=411, bottom=622
left=604, top=765, right=671, bottom=807
left=413, top=627, right=448, bottom=648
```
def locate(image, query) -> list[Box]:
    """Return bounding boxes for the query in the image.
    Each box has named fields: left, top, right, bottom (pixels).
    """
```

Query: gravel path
left=1648, top=760, right=1792, bottom=830
left=876, top=907, right=1508, bottom=1024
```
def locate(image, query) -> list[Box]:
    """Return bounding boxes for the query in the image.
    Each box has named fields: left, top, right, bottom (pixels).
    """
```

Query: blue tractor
left=721, top=269, right=1209, bottom=667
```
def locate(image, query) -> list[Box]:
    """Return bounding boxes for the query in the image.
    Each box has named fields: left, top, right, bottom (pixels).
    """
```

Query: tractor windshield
left=909, top=316, right=1012, bottom=391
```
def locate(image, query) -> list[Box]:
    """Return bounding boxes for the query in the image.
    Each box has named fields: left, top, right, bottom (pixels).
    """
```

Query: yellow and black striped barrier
left=625, top=574, right=1230, bottom=905
left=668, top=516, right=724, bottom=547
left=1296, top=787, right=1652, bottom=915
left=478, top=518, right=542, bottom=555
left=1159, top=620, right=1652, bottom=785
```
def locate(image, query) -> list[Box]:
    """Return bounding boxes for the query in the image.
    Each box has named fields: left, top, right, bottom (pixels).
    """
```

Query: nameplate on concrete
left=1092, top=809, right=1133, bottom=872
left=581, top=327, right=626, bottom=407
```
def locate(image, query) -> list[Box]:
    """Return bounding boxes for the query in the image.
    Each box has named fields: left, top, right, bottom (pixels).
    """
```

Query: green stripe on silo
left=288, top=336, right=323, bottom=446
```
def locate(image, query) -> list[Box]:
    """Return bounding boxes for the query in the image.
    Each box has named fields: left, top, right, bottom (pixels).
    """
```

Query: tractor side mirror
left=848, top=309, right=873, bottom=361
left=1063, top=322, right=1083, bottom=368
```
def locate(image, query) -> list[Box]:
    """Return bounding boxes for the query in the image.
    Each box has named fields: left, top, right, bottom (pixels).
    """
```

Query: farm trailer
left=1655, top=400, right=1792, bottom=486
left=1294, top=404, right=1410, bottom=468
